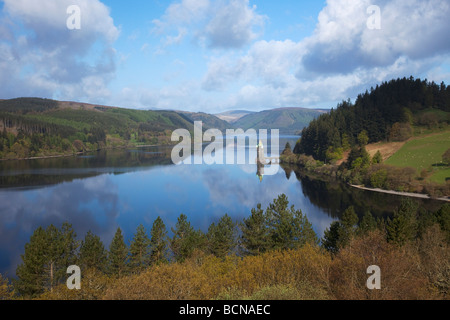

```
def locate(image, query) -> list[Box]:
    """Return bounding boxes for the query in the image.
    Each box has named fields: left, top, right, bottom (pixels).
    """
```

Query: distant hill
left=215, top=110, right=256, bottom=123
left=177, top=111, right=233, bottom=131
left=233, top=107, right=326, bottom=135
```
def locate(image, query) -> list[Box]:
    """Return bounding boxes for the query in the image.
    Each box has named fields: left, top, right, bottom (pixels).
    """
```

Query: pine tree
left=322, top=221, right=343, bottom=254
left=266, top=194, right=317, bottom=250
left=15, top=223, right=78, bottom=297
left=149, top=217, right=169, bottom=265
left=358, top=211, right=377, bottom=235
left=294, top=208, right=318, bottom=247
left=240, top=204, right=269, bottom=256
left=108, top=228, right=129, bottom=277
left=387, top=199, right=418, bottom=246
left=79, top=231, right=107, bottom=272
left=129, top=224, right=151, bottom=273
left=60, top=222, right=79, bottom=271
left=170, top=214, right=204, bottom=263
left=372, top=150, right=383, bottom=164
left=207, top=214, right=237, bottom=259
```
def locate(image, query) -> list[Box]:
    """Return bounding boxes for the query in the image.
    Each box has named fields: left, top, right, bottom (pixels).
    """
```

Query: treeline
left=0, top=97, right=197, bottom=160
left=0, top=98, right=58, bottom=114
left=0, top=125, right=107, bottom=159
left=294, top=77, right=450, bottom=162
left=1, top=195, right=449, bottom=300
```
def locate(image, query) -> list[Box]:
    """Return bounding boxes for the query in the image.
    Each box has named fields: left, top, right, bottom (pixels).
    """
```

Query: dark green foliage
left=170, top=214, right=206, bottom=263
left=108, top=228, right=129, bottom=277
left=266, top=194, right=318, bottom=250
left=322, top=206, right=359, bottom=254
left=15, top=222, right=78, bottom=298
left=372, top=150, right=383, bottom=164
left=129, top=225, right=151, bottom=272
left=358, top=211, right=378, bottom=235
left=338, top=206, right=359, bottom=247
left=240, top=204, right=270, bottom=256
left=295, top=77, right=450, bottom=161
left=207, top=214, right=237, bottom=259
left=0, top=98, right=58, bottom=114
left=79, top=231, right=107, bottom=272
left=149, top=217, right=169, bottom=265
left=322, top=221, right=343, bottom=254
left=386, top=199, right=419, bottom=246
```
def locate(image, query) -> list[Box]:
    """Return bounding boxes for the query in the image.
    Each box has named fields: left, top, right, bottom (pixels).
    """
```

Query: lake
left=0, top=136, right=444, bottom=277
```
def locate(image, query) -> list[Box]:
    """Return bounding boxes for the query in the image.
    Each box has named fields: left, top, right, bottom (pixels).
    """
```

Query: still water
left=0, top=136, right=443, bottom=277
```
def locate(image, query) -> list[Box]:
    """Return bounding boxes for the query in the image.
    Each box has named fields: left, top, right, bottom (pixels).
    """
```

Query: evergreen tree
left=129, top=224, right=151, bottom=273
left=387, top=199, right=418, bottom=246
left=240, top=204, right=270, bottom=256
left=322, top=221, right=343, bottom=254
left=281, top=142, right=293, bottom=156
left=357, top=130, right=369, bottom=146
left=266, top=194, right=318, bottom=250
left=15, top=223, right=78, bottom=297
left=207, top=214, right=237, bottom=259
left=79, top=231, right=107, bottom=272
left=150, top=217, right=169, bottom=265
left=372, top=150, right=383, bottom=164
left=15, top=227, right=48, bottom=297
left=358, top=211, right=377, bottom=235
left=335, top=206, right=359, bottom=249
left=170, top=214, right=204, bottom=263
left=108, top=228, right=129, bottom=277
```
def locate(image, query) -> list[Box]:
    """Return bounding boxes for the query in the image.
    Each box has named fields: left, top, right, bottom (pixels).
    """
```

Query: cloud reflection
left=0, top=174, right=119, bottom=277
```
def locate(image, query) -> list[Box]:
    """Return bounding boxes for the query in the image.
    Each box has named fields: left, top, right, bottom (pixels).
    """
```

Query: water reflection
left=0, top=140, right=444, bottom=278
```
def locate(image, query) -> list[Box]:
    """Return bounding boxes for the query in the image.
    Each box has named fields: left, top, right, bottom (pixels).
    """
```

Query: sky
left=0, top=0, right=449, bottom=114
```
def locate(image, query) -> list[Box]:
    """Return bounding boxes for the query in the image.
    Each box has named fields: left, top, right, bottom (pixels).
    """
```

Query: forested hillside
left=234, top=107, right=324, bottom=135
left=294, top=77, right=450, bottom=162
left=0, top=98, right=195, bottom=160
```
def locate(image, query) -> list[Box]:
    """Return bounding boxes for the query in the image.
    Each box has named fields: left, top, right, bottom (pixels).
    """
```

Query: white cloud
left=301, top=0, right=450, bottom=74
left=152, top=0, right=266, bottom=50
left=201, top=0, right=265, bottom=49
left=199, top=0, right=450, bottom=111
left=0, top=0, right=119, bottom=103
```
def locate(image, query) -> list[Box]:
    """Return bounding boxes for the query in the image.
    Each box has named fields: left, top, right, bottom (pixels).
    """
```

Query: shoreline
left=0, top=143, right=175, bottom=162
left=350, top=184, right=450, bottom=202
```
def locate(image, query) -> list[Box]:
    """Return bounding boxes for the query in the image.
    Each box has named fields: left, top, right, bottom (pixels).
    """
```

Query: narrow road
left=350, top=184, right=450, bottom=202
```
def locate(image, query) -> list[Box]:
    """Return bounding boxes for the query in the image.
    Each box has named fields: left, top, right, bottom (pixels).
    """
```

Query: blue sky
left=1, top=0, right=449, bottom=113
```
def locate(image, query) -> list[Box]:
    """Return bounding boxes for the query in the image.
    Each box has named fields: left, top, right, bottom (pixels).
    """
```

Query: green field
left=385, top=130, right=450, bottom=184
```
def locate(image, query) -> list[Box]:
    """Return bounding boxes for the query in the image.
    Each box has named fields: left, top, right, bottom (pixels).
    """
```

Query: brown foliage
left=38, top=268, right=112, bottom=300
left=0, top=274, right=13, bottom=300
left=329, top=230, right=439, bottom=300
left=103, top=245, right=331, bottom=300
left=416, top=225, right=450, bottom=298
left=34, top=230, right=449, bottom=300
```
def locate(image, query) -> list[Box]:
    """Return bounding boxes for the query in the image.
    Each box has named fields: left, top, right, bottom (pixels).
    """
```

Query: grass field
left=385, top=130, right=450, bottom=184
